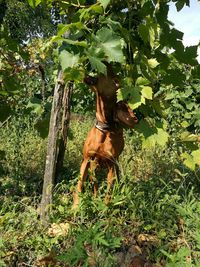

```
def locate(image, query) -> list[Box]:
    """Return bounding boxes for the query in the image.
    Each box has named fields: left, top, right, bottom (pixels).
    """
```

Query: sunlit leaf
left=88, top=56, right=107, bottom=74
left=99, top=0, right=110, bottom=9
left=96, top=27, right=125, bottom=63
left=27, top=0, right=41, bottom=8
left=90, top=4, right=103, bottom=14
left=192, top=150, right=200, bottom=166
left=141, top=86, right=153, bottom=100
left=181, top=121, right=190, bottom=128
left=142, top=128, right=169, bottom=148
left=59, top=50, right=79, bottom=70
left=148, top=58, right=159, bottom=68
left=181, top=153, right=195, bottom=170
left=136, top=77, right=150, bottom=86
left=135, top=119, right=169, bottom=148
left=149, top=26, right=155, bottom=48
left=128, top=87, right=145, bottom=110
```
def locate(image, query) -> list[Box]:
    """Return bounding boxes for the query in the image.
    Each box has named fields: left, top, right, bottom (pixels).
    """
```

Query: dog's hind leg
left=73, top=158, right=89, bottom=208
left=89, top=159, right=98, bottom=197
left=104, top=163, right=115, bottom=204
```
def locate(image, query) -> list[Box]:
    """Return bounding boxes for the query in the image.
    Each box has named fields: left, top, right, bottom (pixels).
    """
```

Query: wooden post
left=55, top=81, right=73, bottom=182
left=39, top=70, right=65, bottom=221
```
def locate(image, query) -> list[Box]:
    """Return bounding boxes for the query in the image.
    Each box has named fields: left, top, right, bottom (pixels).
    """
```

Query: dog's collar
left=95, top=120, right=110, bottom=132
left=95, top=119, right=121, bottom=132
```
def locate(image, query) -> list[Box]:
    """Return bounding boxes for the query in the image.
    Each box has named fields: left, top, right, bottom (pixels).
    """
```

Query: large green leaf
left=128, top=86, right=146, bottom=110
left=183, top=46, right=198, bottom=65
left=181, top=152, right=196, bottom=170
left=59, top=50, right=79, bottom=70
left=142, top=128, right=169, bottom=148
left=138, top=18, right=157, bottom=48
left=118, top=78, right=152, bottom=108
left=87, top=46, right=106, bottom=73
left=141, top=86, right=153, bottom=100
left=3, top=76, right=22, bottom=93
left=99, top=0, right=110, bottom=9
left=88, top=56, right=107, bottom=74
left=135, top=119, right=169, bottom=148
left=96, top=27, right=125, bottom=63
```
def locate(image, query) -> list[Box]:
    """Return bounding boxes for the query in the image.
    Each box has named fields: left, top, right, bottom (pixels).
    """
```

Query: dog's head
left=114, top=101, right=138, bottom=128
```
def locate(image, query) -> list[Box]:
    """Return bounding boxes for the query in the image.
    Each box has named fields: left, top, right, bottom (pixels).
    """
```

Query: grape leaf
left=59, top=50, right=79, bottom=70
left=96, top=27, right=125, bottom=63
left=99, top=0, right=110, bottom=9
left=192, top=150, right=200, bottom=166
left=181, top=153, right=195, bottom=170
left=88, top=56, right=107, bottom=74
left=136, top=77, right=150, bottom=86
left=128, top=86, right=145, bottom=110
left=141, top=86, right=153, bottom=100
left=148, top=58, right=159, bottom=68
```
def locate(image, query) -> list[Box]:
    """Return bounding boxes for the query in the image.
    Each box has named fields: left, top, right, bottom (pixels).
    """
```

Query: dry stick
left=0, top=115, right=12, bottom=128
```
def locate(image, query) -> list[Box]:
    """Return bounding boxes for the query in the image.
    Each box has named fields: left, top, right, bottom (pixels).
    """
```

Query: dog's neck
left=95, top=92, right=117, bottom=125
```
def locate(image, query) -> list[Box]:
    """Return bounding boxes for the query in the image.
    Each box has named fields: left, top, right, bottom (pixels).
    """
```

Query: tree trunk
left=39, top=70, right=64, bottom=221
left=55, top=81, right=73, bottom=182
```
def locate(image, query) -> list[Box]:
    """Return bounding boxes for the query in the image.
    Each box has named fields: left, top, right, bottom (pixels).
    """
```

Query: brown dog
left=73, top=68, right=138, bottom=207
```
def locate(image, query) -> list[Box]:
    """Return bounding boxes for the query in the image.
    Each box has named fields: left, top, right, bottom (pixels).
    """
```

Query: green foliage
left=1, top=1, right=200, bottom=265
left=0, top=115, right=46, bottom=196
left=94, top=27, right=125, bottom=64
left=1, top=0, right=199, bottom=169
left=59, top=50, right=80, bottom=69
left=2, top=0, right=61, bottom=42
left=27, top=0, right=41, bottom=8
left=181, top=150, right=200, bottom=170
left=43, top=0, right=200, bottom=164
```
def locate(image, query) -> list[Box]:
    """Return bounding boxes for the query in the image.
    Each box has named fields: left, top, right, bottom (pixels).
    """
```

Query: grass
left=0, top=115, right=200, bottom=266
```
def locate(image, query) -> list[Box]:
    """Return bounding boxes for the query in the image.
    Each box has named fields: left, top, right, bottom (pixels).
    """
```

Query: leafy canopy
left=9, top=0, right=200, bottom=168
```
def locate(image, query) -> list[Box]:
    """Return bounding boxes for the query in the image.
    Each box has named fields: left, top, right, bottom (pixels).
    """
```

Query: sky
left=168, top=0, right=200, bottom=62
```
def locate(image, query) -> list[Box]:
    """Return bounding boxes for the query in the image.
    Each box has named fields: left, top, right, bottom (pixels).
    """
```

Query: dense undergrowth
left=0, top=116, right=200, bottom=266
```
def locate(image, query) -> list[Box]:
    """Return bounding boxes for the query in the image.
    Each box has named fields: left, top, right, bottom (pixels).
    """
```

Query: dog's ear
left=84, top=76, right=98, bottom=86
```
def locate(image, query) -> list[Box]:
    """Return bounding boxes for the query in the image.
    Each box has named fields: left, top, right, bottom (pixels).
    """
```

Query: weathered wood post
left=40, top=70, right=65, bottom=221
